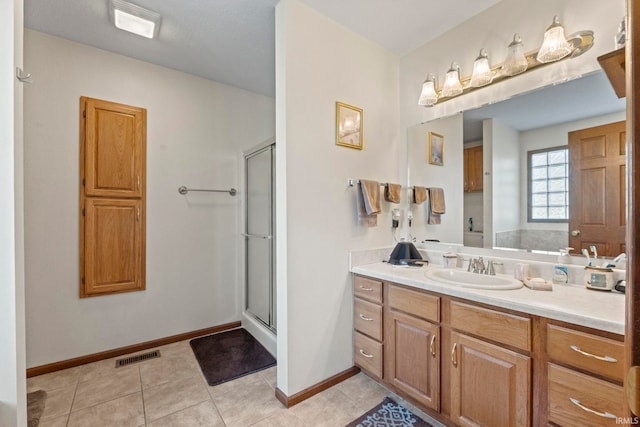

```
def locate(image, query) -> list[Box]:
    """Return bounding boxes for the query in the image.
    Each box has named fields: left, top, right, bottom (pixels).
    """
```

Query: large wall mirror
left=407, top=70, right=626, bottom=257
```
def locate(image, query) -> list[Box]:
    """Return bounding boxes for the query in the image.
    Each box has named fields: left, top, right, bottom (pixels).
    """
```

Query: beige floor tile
left=143, top=375, right=210, bottom=422
left=251, top=410, right=308, bottom=427
left=147, top=400, right=225, bottom=427
left=206, top=370, right=264, bottom=398
left=290, top=387, right=363, bottom=427
left=258, top=366, right=277, bottom=389
left=37, top=414, right=69, bottom=427
left=76, top=357, right=121, bottom=383
left=27, top=366, right=82, bottom=392
left=157, top=340, right=195, bottom=358
left=212, top=377, right=285, bottom=427
left=39, top=385, right=76, bottom=419
left=139, top=353, right=201, bottom=389
left=72, top=365, right=141, bottom=411
left=333, top=373, right=389, bottom=411
left=67, top=392, right=144, bottom=427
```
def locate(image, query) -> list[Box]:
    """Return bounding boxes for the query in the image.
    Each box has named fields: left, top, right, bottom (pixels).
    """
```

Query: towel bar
left=178, top=186, right=237, bottom=196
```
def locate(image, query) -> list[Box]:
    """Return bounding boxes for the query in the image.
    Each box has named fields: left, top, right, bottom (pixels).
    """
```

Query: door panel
left=245, top=144, right=276, bottom=329
left=82, top=198, right=143, bottom=296
left=569, top=121, right=626, bottom=256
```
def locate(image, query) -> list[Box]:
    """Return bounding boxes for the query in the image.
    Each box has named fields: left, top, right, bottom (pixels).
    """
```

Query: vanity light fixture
left=536, top=15, right=572, bottom=63
left=417, top=16, right=593, bottom=107
left=469, top=49, right=493, bottom=87
left=418, top=74, right=439, bottom=106
left=441, top=63, right=463, bottom=97
left=109, top=0, right=161, bottom=39
left=502, top=34, right=528, bottom=76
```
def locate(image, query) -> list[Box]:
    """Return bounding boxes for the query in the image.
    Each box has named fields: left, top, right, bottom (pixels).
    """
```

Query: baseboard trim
left=275, top=366, right=360, bottom=408
left=26, top=321, right=241, bottom=378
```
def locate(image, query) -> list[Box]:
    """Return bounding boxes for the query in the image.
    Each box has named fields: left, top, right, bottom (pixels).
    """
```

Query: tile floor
left=27, top=336, right=444, bottom=426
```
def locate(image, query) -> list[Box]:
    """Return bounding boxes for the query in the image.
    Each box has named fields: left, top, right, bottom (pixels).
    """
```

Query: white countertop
left=351, top=262, right=625, bottom=335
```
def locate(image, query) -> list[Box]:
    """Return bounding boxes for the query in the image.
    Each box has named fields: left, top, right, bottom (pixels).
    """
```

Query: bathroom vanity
left=351, top=260, right=624, bottom=427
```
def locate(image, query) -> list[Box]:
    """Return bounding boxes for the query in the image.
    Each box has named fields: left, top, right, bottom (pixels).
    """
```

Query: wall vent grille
left=115, top=350, right=160, bottom=367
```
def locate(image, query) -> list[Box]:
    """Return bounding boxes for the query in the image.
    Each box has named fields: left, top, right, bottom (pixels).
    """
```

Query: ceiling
left=24, top=0, right=501, bottom=97
left=463, top=71, right=626, bottom=142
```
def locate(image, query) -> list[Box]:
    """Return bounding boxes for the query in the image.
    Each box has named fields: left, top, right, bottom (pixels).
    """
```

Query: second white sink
left=425, top=269, right=523, bottom=290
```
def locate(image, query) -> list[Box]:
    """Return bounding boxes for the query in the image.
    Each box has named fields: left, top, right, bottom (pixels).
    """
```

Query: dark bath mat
left=190, top=328, right=276, bottom=386
left=345, top=397, right=433, bottom=427
left=27, top=389, right=47, bottom=427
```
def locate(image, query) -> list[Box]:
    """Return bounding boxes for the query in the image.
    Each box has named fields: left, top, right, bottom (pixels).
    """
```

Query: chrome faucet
left=467, top=257, right=501, bottom=275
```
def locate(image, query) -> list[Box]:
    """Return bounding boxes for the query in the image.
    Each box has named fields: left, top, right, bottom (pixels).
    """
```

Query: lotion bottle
left=552, top=247, right=573, bottom=284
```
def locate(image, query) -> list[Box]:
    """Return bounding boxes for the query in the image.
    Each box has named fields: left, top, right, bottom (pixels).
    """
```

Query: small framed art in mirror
left=428, top=131, right=444, bottom=166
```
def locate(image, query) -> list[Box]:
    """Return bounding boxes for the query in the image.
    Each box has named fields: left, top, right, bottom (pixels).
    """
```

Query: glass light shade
left=110, top=0, right=161, bottom=39
left=470, top=49, right=493, bottom=87
left=418, top=75, right=438, bottom=106
left=502, top=34, right=528, bottom=76
left=441, top=63, right=463, bottom=98
left=536, top=15, right=571, bottom=63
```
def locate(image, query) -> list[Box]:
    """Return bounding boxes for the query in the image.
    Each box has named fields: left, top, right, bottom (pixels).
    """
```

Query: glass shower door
left=244, top=144, right=275, bottom=330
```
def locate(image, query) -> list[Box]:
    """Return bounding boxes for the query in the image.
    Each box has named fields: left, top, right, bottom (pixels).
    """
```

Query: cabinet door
left=467, top=146, right=483, bottom=192
left=385, top=310, right=439, bottom=411
left=82, top=97, right=146, bottom=198
left=464, top=149, right=470, bottom=191
left=450, top=331, right=530, bottom=427
left=82, top=198, right=144, bottom=297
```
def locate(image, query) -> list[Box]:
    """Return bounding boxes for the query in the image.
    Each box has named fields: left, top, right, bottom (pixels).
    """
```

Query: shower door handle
left=242, top=233, right=273, bottom=240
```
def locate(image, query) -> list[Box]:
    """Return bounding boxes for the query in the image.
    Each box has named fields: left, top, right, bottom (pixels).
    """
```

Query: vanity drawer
left=354, top=298, right=382, bottom=341
left=450, top=301, right=531, bottom=351
left=354, top=275, right=383, bottom=304
left=547, top=324, right=624, bottom=381
left=387, top=285, right=439, bottom=322
left=354, top=332, right=383, bottom=379
left=548, top=363, right=623, bottom=427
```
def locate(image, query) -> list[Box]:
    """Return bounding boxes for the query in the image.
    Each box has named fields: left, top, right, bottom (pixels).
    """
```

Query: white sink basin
left=425, top=269, right=523, bottom=290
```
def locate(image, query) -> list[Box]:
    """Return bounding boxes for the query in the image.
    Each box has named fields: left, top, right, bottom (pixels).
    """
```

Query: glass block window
left=528, top=146, right=569, bottom=222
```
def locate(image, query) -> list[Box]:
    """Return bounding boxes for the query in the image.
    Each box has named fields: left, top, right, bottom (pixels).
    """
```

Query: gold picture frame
left=428, top=132, right=444, bottom=166
left=336, top=102, right=363, bottom=150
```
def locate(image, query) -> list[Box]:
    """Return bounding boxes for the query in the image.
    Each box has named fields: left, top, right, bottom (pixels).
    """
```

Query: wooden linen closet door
left=80, top=97, right=146, bottom=297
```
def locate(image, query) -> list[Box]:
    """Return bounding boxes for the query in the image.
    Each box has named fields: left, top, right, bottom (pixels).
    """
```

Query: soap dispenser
left=552, top=247, right=573, bottom=284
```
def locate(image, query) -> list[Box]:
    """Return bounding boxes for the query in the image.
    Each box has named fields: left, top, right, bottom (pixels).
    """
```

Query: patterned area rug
left=346, top=397, right=433, bottom=427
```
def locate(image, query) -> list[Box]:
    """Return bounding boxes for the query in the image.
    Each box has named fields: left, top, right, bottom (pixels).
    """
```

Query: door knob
left=571, top=230, right=581, bottom=237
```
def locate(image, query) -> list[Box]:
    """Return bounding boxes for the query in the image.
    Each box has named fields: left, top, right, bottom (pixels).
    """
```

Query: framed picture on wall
left=336, top=102, right=363, bottom=150
left=428, top=132, right=444, bottom=166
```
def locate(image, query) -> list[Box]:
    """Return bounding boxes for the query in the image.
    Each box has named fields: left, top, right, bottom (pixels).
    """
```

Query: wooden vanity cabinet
left=353, top=275, right=384, bottom=379
left=385, top=285, right=440, bottom=411
left=464, top=145, right=483, bottom=192
left=546, top=323, right=625, bottom=426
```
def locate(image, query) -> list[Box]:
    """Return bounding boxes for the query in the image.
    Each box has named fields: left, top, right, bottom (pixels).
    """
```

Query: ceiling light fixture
left=109, top=0, right=161, bottom=39
left=417, top=16, right=593, bottom=107
left=536, top=15, right=572, bottom=63
left=470, top=49, right=493, bottom=88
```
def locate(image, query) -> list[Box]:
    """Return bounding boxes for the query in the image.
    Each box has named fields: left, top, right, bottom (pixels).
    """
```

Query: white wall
left=1, top=0, right=26, bottom=425
left=518, top=111, right=626, bottom=230
left=488, top=119, right=520, bottom=242
left=407, top=114, right=464, bottom=244
left=275, top=0, right=400, bottom=396
left=23, top=30, right=275, bottom=367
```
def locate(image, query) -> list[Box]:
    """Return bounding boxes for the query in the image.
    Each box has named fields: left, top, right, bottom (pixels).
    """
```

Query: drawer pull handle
left=358, top=314, right=373, bottom=321
left=430, top=335, right=436, bottom=357
left=359, top=286, right=374, bottom=292
left=569, top=345, right=618, bottom=363
left=451, top=343, right=458, bottom=367
left=359, top=349, right=374, bottom=358
left=569, top=397, right=617, bottom=419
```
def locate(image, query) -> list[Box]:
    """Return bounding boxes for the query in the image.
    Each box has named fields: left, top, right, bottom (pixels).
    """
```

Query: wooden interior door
left=450, top=331, right=530, bottom=427
left=569, top=121, right=626, bottom=257
left=82, top=198, right=144, bottom=297
left=385, top=310, right=440, bottom=411
left=83, top=97, right=145, bottom=198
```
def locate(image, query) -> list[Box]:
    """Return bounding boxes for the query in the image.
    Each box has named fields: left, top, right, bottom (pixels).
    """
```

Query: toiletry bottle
left=552, top=247, right=573, bottom=285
